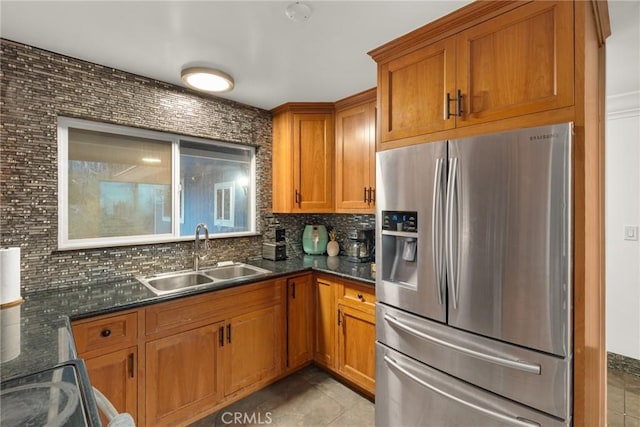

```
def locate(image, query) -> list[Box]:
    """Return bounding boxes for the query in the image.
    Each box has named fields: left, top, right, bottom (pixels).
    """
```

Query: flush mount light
left=181, top=67, right=234, bottom=93
left=141, top=157, right=161, bottom=164
left=285, top=2, right=312, bottom=22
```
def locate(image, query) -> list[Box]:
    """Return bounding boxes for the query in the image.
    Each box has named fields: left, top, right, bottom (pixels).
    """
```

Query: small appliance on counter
left=345, top=224, right=375, bottom=263
left=302, top=225, right=328, bottom=255
left=262, top=227, right=286, bottom=261
left=262, top=243, right=286, bottom=261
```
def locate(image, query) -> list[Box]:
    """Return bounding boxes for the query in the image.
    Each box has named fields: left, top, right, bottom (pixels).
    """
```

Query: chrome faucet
left=193, top=223, right=210, bottom=271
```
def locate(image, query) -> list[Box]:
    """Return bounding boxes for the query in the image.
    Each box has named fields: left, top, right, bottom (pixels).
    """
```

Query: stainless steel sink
left=137, top=263, right=271, bottom=296
left=202, top=263, right=270, bottom=280
left=139, top=271, right=215, bottom=295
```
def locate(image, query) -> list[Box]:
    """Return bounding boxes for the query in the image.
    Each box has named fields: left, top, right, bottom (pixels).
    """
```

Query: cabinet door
left=225, top=304, right=283, bottom=396
left=456, top=1, right=573, bottom=127
left=378, top=37, right=457, bottom=145
left=287, top=275, right=314, bottom=370
left=146, top=322, right=224, bottom=427
left=85, top=347, right=137, bottom=425
left=314, top=277, right=336, bottom=368
left=337, top=304, right=376, bottom=394
left=335, top=101, right=376, bottom=213
left=292, top=113, right=334, bottom=212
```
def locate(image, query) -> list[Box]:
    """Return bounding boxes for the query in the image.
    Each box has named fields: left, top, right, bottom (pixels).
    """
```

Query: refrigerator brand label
left=530, top=133, right=558, bottom=141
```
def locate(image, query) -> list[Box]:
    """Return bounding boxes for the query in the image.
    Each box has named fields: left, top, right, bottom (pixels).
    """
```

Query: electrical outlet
left=624, top=225, right=639, bottom=241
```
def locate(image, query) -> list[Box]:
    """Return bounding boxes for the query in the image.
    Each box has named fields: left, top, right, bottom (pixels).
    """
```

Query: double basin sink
left=137, top=262, right=271, bottom=296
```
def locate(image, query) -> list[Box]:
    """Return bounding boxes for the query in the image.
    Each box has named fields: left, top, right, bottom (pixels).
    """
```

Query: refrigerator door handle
left=445, top=157, right=460, bottom=309
left=431, top=157, right=445, bottom=305
left=383, top=314, right=542, bottom=375
left=383, top=355, right=541, bottom=427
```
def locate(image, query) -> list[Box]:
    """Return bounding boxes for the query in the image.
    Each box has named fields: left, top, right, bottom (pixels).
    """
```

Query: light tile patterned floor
left=193, top=364, right=640, bottom=426
left=608, top=368, right=640, bottom=426
left=190, top=365, right=375, bottom=427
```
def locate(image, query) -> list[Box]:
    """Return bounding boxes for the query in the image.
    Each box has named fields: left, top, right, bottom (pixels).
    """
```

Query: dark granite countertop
left=0, top=255, right=374, bottom=383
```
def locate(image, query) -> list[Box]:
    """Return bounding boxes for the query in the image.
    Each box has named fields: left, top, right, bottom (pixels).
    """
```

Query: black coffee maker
left=345, top=225, right=375, bottom=263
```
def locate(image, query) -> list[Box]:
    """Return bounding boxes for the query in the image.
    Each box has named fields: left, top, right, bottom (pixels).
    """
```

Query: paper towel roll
left=0, top=247, right=22, bottom=306
left=1, top=304, right=21, bottom=362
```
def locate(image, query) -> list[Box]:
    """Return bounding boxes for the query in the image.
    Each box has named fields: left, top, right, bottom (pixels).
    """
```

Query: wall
left=0, top=39, right=273, bottom=292
left=606, top=91, right=640, bottom=360
left=0, top=39, right=377, bottom=293
left=605, top=1, right=640, bottom=361
left=271, top=213, right=375, bottom=259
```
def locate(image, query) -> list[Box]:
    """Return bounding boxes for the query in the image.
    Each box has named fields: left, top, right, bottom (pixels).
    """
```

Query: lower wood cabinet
left=336, top=304, right=376, bottom=393
left=84, top=347, right=138, bottom=426
left=224, top=304, right=283, bottom=396
left=144, top=281, right=285, bottom=425
left=72, top=311, right=139, bottom=425
left=73, top=273, right=374, bottom=426
left=313, top=274, right=376, bottom=396
left=286, top=274, right=314, bottom=371
left=73, top=279, right=286, bottom=427
left=146, top=322, right=224, bottom=427
left=314, top=275, right=337, bottom=369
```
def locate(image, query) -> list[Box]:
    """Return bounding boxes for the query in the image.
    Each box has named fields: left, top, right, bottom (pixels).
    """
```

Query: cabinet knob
left=357, top=293, right=363, bottom=300
left=101, top=329, right=111, bottom=338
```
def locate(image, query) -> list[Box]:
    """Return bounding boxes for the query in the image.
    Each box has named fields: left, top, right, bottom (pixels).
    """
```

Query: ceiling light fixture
left=181, top=67, right=234, bottom=93
left=142, top=157, right=161, bottom=164
left=285, top=2, right=312, bottom=22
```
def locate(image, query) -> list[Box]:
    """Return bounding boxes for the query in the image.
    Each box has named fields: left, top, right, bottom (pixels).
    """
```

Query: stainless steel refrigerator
left=375, top=123, right=573, bottom=426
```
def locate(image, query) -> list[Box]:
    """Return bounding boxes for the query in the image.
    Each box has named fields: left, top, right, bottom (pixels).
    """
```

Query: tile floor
left=190, top=364, right=638, bottom=426
left=609, top=368, right=640, bottom=426
left=189, top=365, right=374, bottom=427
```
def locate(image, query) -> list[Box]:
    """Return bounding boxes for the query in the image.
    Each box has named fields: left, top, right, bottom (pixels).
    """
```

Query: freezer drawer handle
left=383, top=355, right=540, bottom=427
left=383, top=314, right=541, bottom=375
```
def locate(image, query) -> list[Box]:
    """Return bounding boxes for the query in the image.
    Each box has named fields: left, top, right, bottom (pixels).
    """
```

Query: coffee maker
left=345, top=225, right=375, bottom=263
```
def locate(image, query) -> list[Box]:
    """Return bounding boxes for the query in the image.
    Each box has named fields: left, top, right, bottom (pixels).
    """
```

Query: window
left=213, top=182, right=235, bottom=227
left=58, top=117, right=256, bottom=249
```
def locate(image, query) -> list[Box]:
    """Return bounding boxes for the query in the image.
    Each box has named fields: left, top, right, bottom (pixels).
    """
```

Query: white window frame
left=57, top=117, right=257, bottom=250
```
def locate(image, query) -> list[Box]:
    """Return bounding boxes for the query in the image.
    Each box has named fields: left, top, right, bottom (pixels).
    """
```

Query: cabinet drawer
left=339, top=281, right=375, bottom=312
left=73, top=312, right=138, bottom=355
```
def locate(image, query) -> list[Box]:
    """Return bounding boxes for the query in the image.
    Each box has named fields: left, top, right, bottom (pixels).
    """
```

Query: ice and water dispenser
left=380, top=211, right=418, bottom=288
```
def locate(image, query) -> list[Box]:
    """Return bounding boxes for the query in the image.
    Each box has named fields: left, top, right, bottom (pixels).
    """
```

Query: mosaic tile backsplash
left=0, top=39, right=375, bottom=293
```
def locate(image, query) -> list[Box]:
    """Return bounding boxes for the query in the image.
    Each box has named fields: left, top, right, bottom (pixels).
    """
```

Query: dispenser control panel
left=382, top=211, right=418, bottom=232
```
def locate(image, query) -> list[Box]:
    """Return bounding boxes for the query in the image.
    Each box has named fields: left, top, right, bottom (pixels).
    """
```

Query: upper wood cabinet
left=335, top=89, right=377, bottom=213
left=370, top=1, right=574, bottom=149
left=378, top=37, right=456, bottom=144
left=272, top=103, right=335, bottom=213
left=456, top=1, right=574, bottom=127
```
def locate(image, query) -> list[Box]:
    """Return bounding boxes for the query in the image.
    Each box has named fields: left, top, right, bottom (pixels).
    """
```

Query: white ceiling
left=1, top=1, right=638, bottom=111
left=606, top=0, right=640, bottom=98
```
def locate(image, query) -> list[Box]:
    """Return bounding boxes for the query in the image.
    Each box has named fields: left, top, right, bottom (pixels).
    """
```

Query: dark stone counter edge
left=69, top=259, right=375, bottom=321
